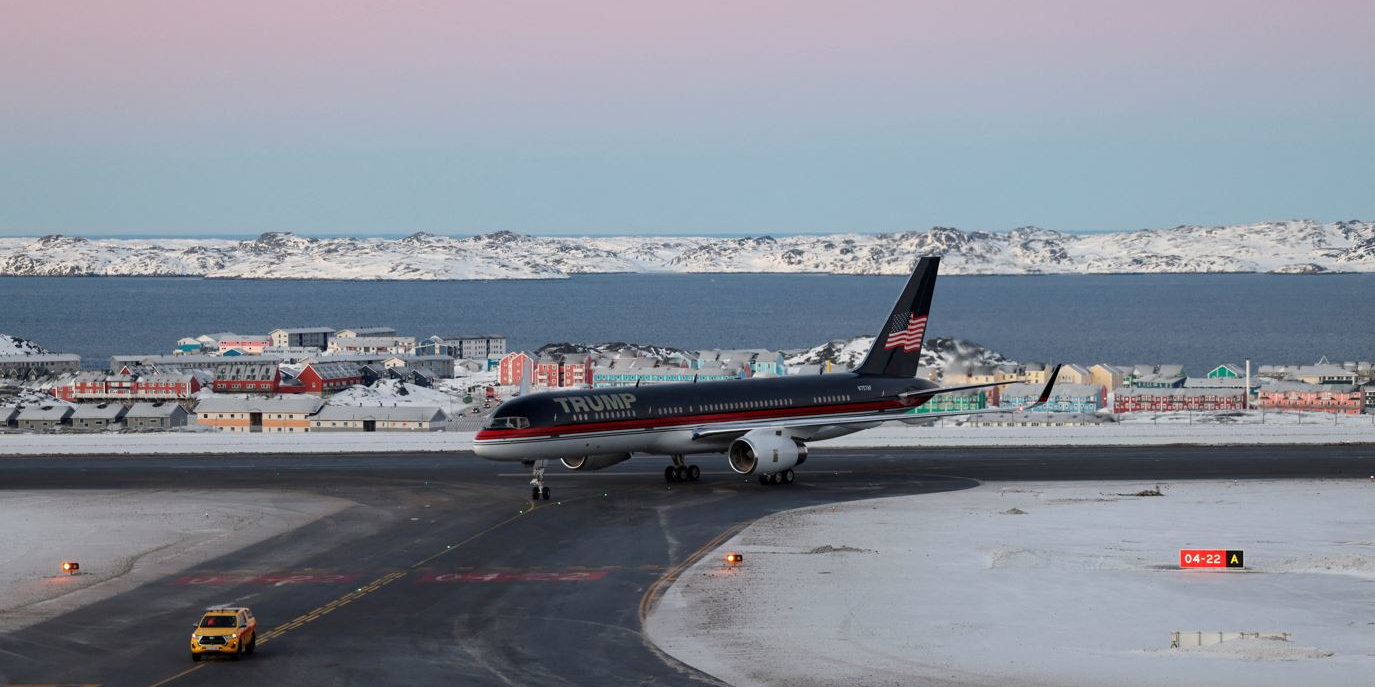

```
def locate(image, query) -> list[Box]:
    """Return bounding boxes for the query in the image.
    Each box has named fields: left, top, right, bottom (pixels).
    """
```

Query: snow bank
left=648, top=480, right=1375, bottom=687
left=0, top=490, right=350, bottom=632
left=815, top=413, right=1375, bottom=448
left=0, top=431, right=479, bottom=456
left=0, top=409, right=1372, bottom=456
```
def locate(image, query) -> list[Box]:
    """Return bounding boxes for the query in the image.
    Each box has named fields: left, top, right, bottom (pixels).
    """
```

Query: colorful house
left=1256, top=382, right=1362, bottom=414
left=1207, top=364, right=1244, bottom=379
left=1112, top=387, right=1245, bottom=412
left=194, top=395, right=323, bottom=432
left=297, top=362, right=363, bottom=396
left=1001, top=383, right=1106, bottom=413
left=498, top=352, right=533, bottom=387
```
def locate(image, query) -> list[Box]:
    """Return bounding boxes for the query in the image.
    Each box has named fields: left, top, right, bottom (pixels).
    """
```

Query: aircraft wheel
left=541, top=486, right=551, bottom=500
left=665, top=466, right=678, bottom=483
left=758, top=474, right=768, bottom=485
left=781, top=469, right=795, bottom=485
left=531, top=486, right=541, bottom=501
left=687, top=465, right=701, bottom=481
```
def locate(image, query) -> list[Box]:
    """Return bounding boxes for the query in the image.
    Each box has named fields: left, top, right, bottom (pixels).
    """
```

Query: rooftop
left=18, top=404, right=74, bottom=420
left=194, top=395, right=324, bottom=414
left=71, top=403, right=127, bottom=420
left=127, top=401, right=186, bottom=417
left=271, top=327, right=336, bottom=335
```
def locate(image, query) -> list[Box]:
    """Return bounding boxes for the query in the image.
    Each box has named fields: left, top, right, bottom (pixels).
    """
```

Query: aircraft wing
left=692, top=364, right=1063, bottom=441
left=897, top=379, right=1026, bottom=399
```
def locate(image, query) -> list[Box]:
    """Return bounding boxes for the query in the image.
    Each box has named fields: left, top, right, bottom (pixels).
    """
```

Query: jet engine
left=560, top=453, right=632, bottom=471
left=727, top=429, right=807, bottom=475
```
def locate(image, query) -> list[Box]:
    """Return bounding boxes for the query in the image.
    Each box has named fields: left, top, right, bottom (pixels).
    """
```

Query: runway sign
left=1179, top=549, right=1244, bottom=569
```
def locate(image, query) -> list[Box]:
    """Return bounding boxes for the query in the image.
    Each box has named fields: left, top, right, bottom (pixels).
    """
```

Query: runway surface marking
left=139, top=498, right=543, bottom=687
left=169, top=572, right=365, bottom=586
left=638, top=521, right=751, bottom=625
left=417, top=571, right=610, bottom=583
left=257, top=570, right=408, bottom=644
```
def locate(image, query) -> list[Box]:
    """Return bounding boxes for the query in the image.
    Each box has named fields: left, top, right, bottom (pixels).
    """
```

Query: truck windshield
left=483, top=416, right=530, bottom=430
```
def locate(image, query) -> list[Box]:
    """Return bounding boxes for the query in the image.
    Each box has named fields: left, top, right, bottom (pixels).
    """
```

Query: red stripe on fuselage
left=474, top=397, right=916, bottom=442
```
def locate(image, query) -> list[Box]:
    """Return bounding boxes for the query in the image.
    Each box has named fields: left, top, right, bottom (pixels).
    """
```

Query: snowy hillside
left=786, top=336, right=1010, bottom=375
left=1, top=220, right=1371, bottom=279
left=0, top=334, right=48, bottom=356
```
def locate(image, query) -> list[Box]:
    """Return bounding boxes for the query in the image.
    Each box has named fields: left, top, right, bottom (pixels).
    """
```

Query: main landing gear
left=525, top=459, right=551, bottom=501
left=758, top=469, right=796, bottom=486
left=664, top=455, right=701, bottom=483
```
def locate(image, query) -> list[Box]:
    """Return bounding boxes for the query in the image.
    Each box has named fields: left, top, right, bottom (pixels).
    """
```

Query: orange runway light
left=61, top=561, right=80, bottom=574
left=724, top=553, right=743, bottom=565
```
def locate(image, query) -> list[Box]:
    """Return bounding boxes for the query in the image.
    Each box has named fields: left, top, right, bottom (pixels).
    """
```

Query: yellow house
left=195, top=395, right=323, bottom=433
left=1056, top=364, right=1093, bottom=386
left=1090, top=364, right=1127, bottom=390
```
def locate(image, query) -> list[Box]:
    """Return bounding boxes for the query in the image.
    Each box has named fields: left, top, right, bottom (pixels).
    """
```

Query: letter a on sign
left=1225, top=550, right=1244, bottom=568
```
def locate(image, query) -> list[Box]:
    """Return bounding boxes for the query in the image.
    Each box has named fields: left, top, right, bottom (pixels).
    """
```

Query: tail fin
left=855, top=256, right=939, bottom=378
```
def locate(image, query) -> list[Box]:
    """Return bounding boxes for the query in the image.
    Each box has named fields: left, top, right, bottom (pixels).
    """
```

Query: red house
left=53, top=370, right=203, bottom=401
left=296, top=362, right=363, bottom=396
left=498, top=352, right=533, bottom=386
left=560, top=353, right=593, bottom=387
left=534, top=356, right=561, bottom=387
left=210, top=361, right=281, bottom=394
left=1112, top=387, right=1245, bottom=413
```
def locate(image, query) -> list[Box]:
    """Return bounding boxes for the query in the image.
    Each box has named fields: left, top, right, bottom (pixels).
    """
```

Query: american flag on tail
left=882, top=312, right=927, bottom=353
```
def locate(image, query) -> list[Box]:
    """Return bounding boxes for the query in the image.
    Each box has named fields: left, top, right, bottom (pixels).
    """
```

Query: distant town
left=0, top=325, right=1372, bottom=435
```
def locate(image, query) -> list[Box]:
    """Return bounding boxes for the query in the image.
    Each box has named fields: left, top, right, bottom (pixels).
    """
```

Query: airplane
left=474, top=256, right=1061, bottom=500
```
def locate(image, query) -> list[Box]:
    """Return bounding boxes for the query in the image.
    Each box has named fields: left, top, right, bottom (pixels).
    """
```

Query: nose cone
left=473, top=430, right=494, bottom=456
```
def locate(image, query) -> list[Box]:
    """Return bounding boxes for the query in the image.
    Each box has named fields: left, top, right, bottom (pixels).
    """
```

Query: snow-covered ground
left=0, top=409, right=1371, bottom=455
left=648, top=480, right=1375, bottom=687
left=328, top=379, right=472, bottom=416
left=0, top=490, right=350, bottom=632
left=814, top=411, right=1375, bottom=448
left=0, top=431, right=481, bottom=455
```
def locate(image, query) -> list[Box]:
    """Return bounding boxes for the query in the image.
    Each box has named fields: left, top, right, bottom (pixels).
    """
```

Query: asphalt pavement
left=0, top=445, right=1369, bottom=687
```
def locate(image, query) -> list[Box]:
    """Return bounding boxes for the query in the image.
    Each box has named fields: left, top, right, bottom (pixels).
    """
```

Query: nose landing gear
left=526, top=459, right=551, bottom=501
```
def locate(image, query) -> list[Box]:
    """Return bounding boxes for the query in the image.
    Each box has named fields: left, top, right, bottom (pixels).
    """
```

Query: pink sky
left=1, top=1, right=1371, bottom=235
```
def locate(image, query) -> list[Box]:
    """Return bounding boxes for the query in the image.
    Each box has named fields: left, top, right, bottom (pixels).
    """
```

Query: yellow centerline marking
left=140, top=495, right=547, bottom=687
left=638, top=522, right=750, bottom=624
left=144, top=665, right=203, bottom=687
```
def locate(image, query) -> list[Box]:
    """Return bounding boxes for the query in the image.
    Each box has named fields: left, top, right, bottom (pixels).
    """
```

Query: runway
left=0, top=445, right=1369, bottom=687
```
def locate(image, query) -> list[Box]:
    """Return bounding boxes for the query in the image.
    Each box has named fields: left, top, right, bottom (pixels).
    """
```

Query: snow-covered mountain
left=0, top=334, right=48, bottom=356
left=1, top=220, right=1370, bottom=280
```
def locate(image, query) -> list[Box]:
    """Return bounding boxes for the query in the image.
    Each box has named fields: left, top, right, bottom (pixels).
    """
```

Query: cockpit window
left=483, top=416, right=530, bottom=430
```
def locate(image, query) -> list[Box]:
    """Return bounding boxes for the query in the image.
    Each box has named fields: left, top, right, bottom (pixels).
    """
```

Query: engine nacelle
left=561, top=453, right=632, bottom=471
left=727, top=429, right=807, bottom=475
